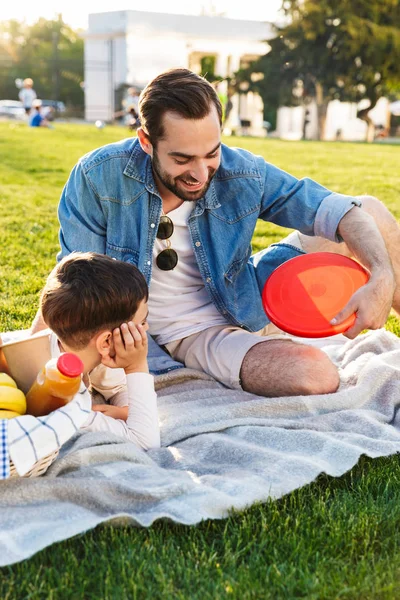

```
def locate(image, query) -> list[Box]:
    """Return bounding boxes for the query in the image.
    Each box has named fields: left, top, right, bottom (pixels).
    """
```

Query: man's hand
left=334, top=207, right=395, bottom=338
left=101, top=322, right=149, bottom=374
left=92, top=404, right=128, bottom=421
left=331, top=269, right=395, bottom=338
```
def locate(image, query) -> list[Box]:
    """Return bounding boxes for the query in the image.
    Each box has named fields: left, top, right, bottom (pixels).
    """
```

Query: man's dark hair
left=40, top=252, right=148, bottom=349
left=139, top=68, right=223, bottom=145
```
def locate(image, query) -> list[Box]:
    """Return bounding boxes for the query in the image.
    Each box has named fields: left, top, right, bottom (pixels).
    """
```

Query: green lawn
left=1, top=122, right=400, bottom=599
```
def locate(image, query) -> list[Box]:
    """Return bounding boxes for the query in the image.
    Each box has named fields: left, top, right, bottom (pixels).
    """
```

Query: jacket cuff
left=314, top=193, right=362, bottom=242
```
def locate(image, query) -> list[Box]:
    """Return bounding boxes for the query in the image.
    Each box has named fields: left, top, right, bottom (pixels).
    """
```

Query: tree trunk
left=357, top=96, right=379, bottom=143
left=302, top=107, right=310, bottom=140
left=357, top=107, right=375, bottom=142
left=315, top=82, right=329, bottom=141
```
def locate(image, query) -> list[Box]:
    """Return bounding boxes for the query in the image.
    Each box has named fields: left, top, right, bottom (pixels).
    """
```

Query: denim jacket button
left=206, top=277, right=211, bottom=283
left=150, top=223, right=155, bottom=228
left=195, top=241, right=201, bottom=247
left=147, top=261, right=151, bottom=266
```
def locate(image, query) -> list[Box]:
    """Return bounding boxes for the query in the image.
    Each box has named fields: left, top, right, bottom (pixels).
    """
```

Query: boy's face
left=133, top=299, right=149, bottom=331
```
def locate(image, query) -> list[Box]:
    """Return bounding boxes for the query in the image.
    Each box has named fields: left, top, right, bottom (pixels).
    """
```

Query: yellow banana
left=0, top=387, right=26, bottom=415
left=0, top=409, right=21, bottom=419
left=0, top=373, right=18, bottom=388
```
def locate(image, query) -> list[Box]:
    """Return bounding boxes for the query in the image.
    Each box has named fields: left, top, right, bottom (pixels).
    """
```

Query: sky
left=0, top=0, right=283, bottom=29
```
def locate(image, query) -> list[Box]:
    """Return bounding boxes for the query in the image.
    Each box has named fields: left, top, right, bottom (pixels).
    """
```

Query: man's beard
left=152, top=150, right=216, bottom=202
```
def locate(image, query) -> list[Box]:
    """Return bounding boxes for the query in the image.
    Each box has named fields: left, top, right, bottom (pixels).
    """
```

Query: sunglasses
left=156, top=215, right=178, bottom=271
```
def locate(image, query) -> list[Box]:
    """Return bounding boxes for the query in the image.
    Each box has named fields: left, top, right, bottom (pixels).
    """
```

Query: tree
left=0, top=16, right=84, bottom=112
left=0, top=20, right=27, bottom=99
left=242, top=0, right=400, bottom=141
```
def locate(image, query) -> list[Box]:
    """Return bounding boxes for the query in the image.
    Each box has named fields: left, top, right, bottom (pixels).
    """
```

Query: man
left=32, top=68, right=400, bottom=397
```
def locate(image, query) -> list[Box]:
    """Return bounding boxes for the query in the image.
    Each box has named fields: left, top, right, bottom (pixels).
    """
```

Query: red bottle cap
left=262, top=252, right=369, bottom=338
left=57, top=353, right=84, bottom=378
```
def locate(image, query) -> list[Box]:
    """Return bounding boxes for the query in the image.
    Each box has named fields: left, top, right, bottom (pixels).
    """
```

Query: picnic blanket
left=1, top=327, right=400, bottom=566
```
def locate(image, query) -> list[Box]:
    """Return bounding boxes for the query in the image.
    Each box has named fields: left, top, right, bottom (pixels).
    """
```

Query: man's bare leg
left=30, top=309, right=47, bottom=335
left=240, top=339, right=340, bottom=397
left=298, top=195, right=400, bottom=316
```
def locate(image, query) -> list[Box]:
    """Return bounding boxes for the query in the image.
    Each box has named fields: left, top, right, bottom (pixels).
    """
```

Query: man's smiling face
left=149, top=105, right=222, bottom=202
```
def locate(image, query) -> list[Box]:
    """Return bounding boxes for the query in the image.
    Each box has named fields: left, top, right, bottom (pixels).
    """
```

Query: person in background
left=29, top=100, right=52, bottom=128
left=123, top=87, right=140, bottom=129
left=18, top=78, right=37, bottom=114
left=114, top=87, right=141, bottom=130
left=124, top=87, right=140, bottom=115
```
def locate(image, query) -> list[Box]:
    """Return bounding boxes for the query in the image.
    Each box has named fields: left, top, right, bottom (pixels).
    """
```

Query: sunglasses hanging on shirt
left=156, top=215, right=178, bottom=271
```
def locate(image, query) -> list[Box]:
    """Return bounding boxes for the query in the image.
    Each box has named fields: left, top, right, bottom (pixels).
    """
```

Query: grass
left=1, top=121, right=400, bottom=599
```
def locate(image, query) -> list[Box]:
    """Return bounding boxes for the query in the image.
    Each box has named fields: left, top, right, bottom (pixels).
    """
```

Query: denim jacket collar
left=123, top=140, right=148, bottom=185
left=122, top=139, right=221, bottom=212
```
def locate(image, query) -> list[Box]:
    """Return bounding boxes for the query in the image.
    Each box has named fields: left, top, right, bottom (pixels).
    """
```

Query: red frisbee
left=262, top=252, right=369, bottom=338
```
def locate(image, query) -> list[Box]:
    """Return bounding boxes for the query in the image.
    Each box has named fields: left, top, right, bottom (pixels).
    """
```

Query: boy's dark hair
left=40, top=252, right=148, bottom=349
left=139, top=68, right=223, bottom=145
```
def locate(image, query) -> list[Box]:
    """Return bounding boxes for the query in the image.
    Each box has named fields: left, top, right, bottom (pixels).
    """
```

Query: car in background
left=0, top=100, right=26, bottom=120
left=40, top=99, right=66, bottom=113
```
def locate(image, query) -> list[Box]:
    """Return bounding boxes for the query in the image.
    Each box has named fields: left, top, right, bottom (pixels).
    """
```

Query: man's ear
left=95, top=330, right=115, bottom=360
left=137, top=128, right=153, bottom=157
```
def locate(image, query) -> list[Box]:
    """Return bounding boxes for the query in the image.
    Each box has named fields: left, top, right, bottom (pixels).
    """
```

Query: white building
left=83, top=10, right=273, bottom=136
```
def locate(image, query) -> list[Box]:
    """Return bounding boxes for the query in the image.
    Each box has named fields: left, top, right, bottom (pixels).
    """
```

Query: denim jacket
left=58, top=137, right=358, bottom=336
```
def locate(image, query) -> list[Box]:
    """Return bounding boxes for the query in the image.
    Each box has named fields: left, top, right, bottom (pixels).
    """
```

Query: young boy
left=37, top=251, right=160, bottom=449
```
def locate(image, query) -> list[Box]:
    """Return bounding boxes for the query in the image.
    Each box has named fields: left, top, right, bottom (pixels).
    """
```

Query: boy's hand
left=101, top=322, right=149, bottom=374
left=92, top=404, right=128, bottom=421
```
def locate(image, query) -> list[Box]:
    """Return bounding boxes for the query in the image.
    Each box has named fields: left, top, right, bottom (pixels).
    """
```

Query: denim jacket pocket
left=209, top=201, right=260, bottom=225
left=224, top=247, right=252, bottom=284
left=106, top=243, right=140, bottom=266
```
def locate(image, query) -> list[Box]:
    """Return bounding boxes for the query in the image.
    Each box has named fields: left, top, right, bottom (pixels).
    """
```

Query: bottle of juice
left=26, top=353, right=84, bottom=417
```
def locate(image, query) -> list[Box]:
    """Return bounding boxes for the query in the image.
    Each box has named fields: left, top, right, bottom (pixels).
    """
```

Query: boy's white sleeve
left=125, top=372, right=160, bottom=448
left=81, top=372, right=160, bottom=449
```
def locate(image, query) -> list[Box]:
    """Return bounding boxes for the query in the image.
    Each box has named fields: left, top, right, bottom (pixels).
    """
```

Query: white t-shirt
left=148, top=202, right=228, bottom=346
left=18, top=88, right=37, bottom=109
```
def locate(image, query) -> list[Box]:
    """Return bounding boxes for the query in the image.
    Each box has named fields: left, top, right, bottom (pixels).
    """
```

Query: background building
left=83, top=10, right=272, bottom=136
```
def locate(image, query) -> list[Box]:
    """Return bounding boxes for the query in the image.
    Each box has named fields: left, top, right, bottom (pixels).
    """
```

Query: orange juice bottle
left=26, top=353, right=84, bottom=417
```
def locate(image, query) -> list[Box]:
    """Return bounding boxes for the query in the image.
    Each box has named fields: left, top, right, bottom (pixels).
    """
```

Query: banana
left=0, top=409, right=21, bottom=419
left=0, top=373, right=18, bottom=388
left=0, top=387, right=26, bottom=415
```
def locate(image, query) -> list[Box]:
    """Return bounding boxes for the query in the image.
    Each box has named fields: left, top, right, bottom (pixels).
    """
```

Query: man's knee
left=298, top=346, right=340, bottom=395
left=356, top=194, right=379, bottom=205
left=357, top=195, right=390, bottom=219
left=240, top=341, right=340, bottom=397
left=356, top=194, right=399, bottom=235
